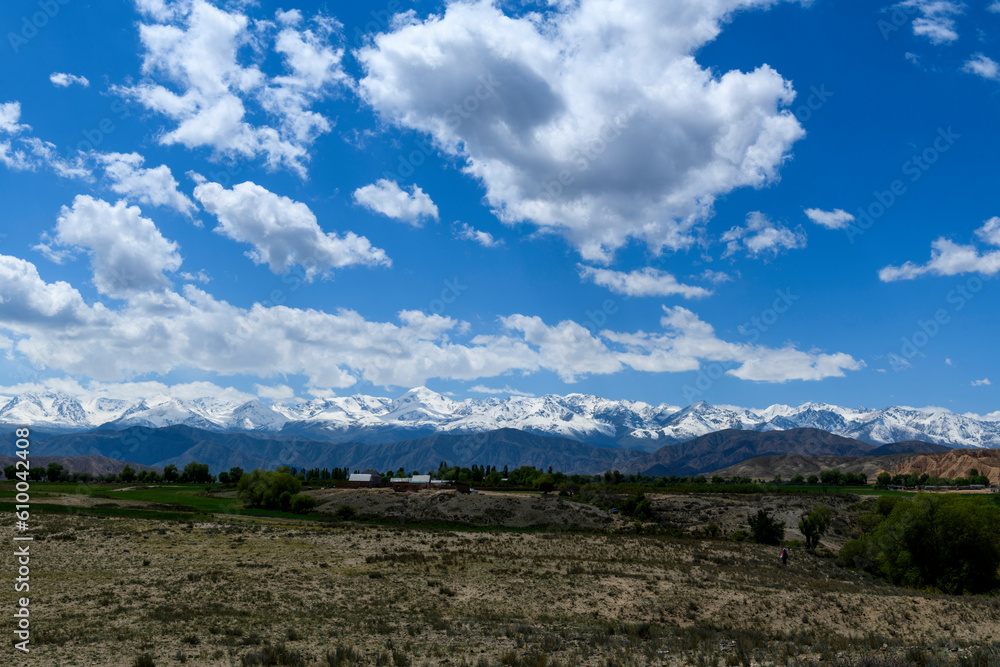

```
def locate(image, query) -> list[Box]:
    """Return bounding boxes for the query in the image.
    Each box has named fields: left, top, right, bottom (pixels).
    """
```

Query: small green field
left=0, top=481, right=312, bottom=521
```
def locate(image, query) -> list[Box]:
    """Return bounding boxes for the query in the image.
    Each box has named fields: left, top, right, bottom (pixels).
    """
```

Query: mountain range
left=2, top=388, right=999, bottom=451
left=18, top=425, right=945, bottom=478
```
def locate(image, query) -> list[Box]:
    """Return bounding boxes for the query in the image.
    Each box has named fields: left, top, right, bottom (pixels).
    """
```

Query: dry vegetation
left=3, top=490, right=1000, bottom=666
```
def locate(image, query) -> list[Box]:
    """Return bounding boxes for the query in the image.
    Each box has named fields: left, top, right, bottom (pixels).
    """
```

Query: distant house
left=391, top=474, right=431, bottom=492
left=345, top=469, right=382, bottom=488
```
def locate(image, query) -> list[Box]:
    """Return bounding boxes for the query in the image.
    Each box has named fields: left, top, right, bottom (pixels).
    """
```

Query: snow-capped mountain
left=1, top=388, right=999, bottom=450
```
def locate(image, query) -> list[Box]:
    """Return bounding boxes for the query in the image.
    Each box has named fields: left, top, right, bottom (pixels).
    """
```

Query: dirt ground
left=2, top=497, right=998, bottom=666
left=312, top=488, right=613, bottom=530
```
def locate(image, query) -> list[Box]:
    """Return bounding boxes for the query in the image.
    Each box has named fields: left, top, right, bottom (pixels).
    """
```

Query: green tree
left=790, top=474, right=804, bottom=485
left=799, top=505, right=832, bottom=550
left=839, top=495, right=1000, bottom=594
left=535, top=473, right=556, bottom=494
left=181, top=461, right=212, bottom=484
left=876, top=472, right=892, bottom=488
left=163, top=464, right=179, bottom=482
left=806, top=474, right=819, bottom=485
left=290, top=493, right=317, bottom=513
left=747, top=509, right=785, bottom=545
left=237, top=469, right=302, bottom=510
left=119, top=465, right=136, bottom=483
left=3, top=465, right=16, bottom=480
left=622, top=492, right=653, bottom=520
left=28, top=467, right=46, bottom=481
left=46, top=462, right=65, bottom=482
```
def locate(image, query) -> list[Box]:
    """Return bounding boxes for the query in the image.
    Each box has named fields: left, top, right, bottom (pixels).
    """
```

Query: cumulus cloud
left=50, top=73, right=90, bottom=88
left=698, top=269, right=732, bottom=285
left=0, top=101, right=89, bottom=178
left=96, top=152, right=197, bottom=215
left=40, top=196, right=182, bottom=298
left=0, top=253, right=861, bottom=388
left=353, top=179, right=439, bottom=227
left=879, top=217, right=1000, bottom=281
left=578, top=265, right=711, bottom=299
left=357, top=0, right=805, bottom=262
left=254, top=383, right=297, bottom=401
left=468, top=385, right=535, bottom=397
left=453, top=222, right=502, bottom=248
left=805, top=207, right=855, bottom=230
left=722, top=211, right=806, bottom=257
left=117, top=0, right=348, bottom=177
left=896, top=0, right=964, bottom=44
left=194, top=180, right=390, bottom=279
left=971, top=378, right=991, bottom=387
left=965, top=54, right=1000, bottom=81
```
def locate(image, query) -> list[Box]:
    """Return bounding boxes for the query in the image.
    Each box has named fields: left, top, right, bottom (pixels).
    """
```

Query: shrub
left=334, top=505, right=358, bottom=521
left=799, top=505, right=832, bottom=550
left=839, top=495, right=1000, bottom=594
left=237, top=470, right=302, bottom=510
left=747, top=509, right=785, bottom=545
left=730, top=530, right=749, bottom=542
left=621, top=492, right=654, bottom=520
left=133, top=654, right=155, bottom=667
left=876, top=495, right=904, bottom=517
left=290, top=494, right=317, bottom=514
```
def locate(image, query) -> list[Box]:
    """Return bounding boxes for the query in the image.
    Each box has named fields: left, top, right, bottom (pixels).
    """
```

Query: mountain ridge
left=3, top=388, right=999, bottom=450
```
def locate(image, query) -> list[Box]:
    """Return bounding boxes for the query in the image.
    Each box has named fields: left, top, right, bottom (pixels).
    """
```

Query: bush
left=334, top=505, right=358, bottom=521
left=730, top=530, right=749, bottom=542
left=799, top=505, right=832, bottom=550
left=747, top=509, right=785, bottom=545
left=237, top=470, right=302, bottom=510
left=290, top=494, right=317, bottom=514
left=876, top=495, right=904, bottom=517
left=621, top=492, right=654, bottom=520
left=839, top=495, right=1000, bottom=594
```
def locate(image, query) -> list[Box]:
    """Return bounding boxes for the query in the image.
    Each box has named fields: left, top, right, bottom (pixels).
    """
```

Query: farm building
left=391, top=474, right=431, bottom=491
left=343, top=469, right=382, bottom=488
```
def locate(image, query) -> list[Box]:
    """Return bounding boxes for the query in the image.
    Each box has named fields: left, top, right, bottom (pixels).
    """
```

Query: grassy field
left=2, top=485, right=999, bottom=666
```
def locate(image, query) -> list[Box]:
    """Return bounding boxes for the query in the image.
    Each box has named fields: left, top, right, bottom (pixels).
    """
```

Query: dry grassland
left=3, top=496, right=999, bottom=667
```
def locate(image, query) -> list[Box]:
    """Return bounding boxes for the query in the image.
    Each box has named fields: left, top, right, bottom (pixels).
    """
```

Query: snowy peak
left=0, top=389, right=999, bottom=449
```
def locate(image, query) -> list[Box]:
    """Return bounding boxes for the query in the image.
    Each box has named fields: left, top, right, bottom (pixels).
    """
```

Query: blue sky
left=0, top=0, right=998, bottom=414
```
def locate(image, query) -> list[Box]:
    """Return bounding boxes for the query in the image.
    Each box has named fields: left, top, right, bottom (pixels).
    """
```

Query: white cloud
left=0, top=377, right=256, bottom=405
left=896, top=1, right=964, bottom=44
left=96, top=152, right=197, bottom=215
left=963, top=54, right=1000, bottom=81
left=698, top=269, right=732, bottom=285
left=43, top=196, right=182, bottom=298
left=990, top=1, right=1000, bottom=12
left=357, top=0, right=805, bottom=263
left=0, top=100, right=90, bottom=178
left=945, top=357, right=952, bottom=365
left=117, top=0, right=348, bottom=177
left=179, top=269, right=210, bottom=283
left=972, top=378, right=991, bottom=387
left=805, top=207, right=855, bottom=230
left=254, top=383, right=297, bottom=401
left=0, top=253, right=861, bottom=388
left=454, top=222, right=503, bottom=248
left=578, top=265, right=711, bottom=299
left=50, top=73, right=90, bottom=88
left=468, top=385, right=535, bottom=397
left=193, top=180, right=390, bottom=279
left=353, top=179, right=439, bottom=227
left=722, top=211, right=806, bottom=257
left=879, top=217, right=1000, bottom=281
